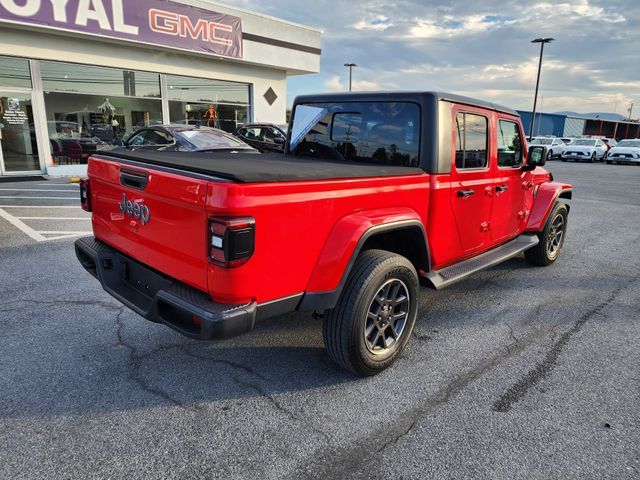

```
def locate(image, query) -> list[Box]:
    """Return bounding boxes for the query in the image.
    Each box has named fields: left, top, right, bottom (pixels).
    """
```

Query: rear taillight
left=79, top=178, right=92, bottom=212
left=208, top=217, right=255, bottom=267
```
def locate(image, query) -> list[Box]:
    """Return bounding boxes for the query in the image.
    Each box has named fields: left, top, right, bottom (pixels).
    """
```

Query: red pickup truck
left=75, top=92, right=572, bottom=376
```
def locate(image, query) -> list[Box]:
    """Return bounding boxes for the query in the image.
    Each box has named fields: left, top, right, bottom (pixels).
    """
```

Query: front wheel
left=323, top=249, right=419, bottom=376
left=589, top=152, right=595, bottom=163
left=525, top=203, right=569, bottom=266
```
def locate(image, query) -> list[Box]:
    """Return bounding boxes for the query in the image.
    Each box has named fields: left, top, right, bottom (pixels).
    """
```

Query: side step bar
left=424, top=234, right=539, bottom=290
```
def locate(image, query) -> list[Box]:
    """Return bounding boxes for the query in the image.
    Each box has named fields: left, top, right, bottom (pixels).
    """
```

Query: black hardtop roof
left=293, top=91, right=519, bottom=116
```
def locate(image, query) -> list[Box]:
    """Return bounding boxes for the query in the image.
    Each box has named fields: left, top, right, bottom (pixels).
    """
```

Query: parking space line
left=42, top=234, right=89, bottom=241
left=0, top=196, right=77, bottom=200
left=0, top=188, right=81, bottom=192
left=39, top=230, right=92, bottom=234
left=0, top=208, right=47, bottom=242
left=16, top=217, right=90, bottom=220
left=0, top=205, right=82, bottom=208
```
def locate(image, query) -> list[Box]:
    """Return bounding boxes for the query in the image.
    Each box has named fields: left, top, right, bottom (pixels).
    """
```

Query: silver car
left=561, top=138, right=608, bottom=162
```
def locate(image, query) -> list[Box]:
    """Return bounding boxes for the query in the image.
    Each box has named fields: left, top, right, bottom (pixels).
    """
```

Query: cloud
left=407, top=14, right=514, bottom=39
left=352, top=15, right=393, bottom=31
left=231, top=0, right=640, bottom=115
left=324, top=75, right=382, bottom=92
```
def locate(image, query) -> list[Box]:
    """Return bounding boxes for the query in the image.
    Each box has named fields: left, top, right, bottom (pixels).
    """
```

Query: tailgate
left=88, top=155, right=212, bottom=292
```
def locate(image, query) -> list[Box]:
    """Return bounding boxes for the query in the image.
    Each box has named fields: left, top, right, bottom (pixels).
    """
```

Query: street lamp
left=344, top=63, right=358, bottom=92
left=529, top=38, right=554, bottom=140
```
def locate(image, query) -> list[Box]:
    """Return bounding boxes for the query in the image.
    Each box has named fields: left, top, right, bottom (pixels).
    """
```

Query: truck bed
left=96, top=149, right=424, bottom=183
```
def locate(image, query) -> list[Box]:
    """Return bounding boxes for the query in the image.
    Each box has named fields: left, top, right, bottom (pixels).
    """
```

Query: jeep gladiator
left=75, top=92, right=572, bottom=376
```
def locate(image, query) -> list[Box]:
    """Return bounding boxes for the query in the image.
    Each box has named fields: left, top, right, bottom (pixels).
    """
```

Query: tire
left=561, top=158, right=567, bottom=162
left=606, top=160, right=612, bottom=165
left=525, top=203, right=569, bottom=267
left=589, top=152, right=595, bottom=163
left=323, top=249, right=419, bottom=376
left=546, top=150, right=553, bottom=161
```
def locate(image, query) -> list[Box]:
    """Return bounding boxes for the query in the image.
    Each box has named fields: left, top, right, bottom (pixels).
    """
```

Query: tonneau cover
left=96, top=149, right=424, bottom=183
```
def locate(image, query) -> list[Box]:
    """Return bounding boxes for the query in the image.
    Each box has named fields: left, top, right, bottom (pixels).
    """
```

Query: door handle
left=457, top=189, right=475, bottom=198
left=495, top=185, right=509, bottom=193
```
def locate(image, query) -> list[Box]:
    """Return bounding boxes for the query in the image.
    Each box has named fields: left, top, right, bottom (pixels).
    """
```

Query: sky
left=225, top=0, right=639, bottom=116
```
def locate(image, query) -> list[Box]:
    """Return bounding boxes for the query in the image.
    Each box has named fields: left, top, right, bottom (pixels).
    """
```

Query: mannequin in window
left=203, top=104, right=218, bottom=128
left=98, top=98, right=117, bottom=142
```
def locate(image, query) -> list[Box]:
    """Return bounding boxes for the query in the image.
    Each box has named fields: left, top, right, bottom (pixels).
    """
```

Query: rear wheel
left=525, top=203, right=568, bottom=266
left=606, top=160, right=612, bottom=165
left=323, top=249, right=418, bottom=376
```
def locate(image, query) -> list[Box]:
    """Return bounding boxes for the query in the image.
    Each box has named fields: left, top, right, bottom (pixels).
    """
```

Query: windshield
left=177, top=129, right=250, bottom=150
left=573, top=139, right=596, bottom=146
left=531, top=138, right=553, bottom=145
left=617, top=140, right=640, bottom=147
left=290, top=102, right=421, bottom=167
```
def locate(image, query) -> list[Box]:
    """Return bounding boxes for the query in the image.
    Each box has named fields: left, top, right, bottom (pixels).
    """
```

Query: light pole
left=344, top=63, right=358, bottom=92
left=529, top=38, right=554, bottom=140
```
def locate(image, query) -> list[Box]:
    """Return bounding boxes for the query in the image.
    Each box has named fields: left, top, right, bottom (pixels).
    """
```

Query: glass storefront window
left=0, top=56, right=32, bottom=89
left=167, top=75, right=249, bottom=104
left=40, top=62, right=162, bottom=163
left=44, top=92, right=162, bottom=161
left=0, top=93, right=39, bottom=172
left=167, top=75, right=250, bottom=133
left=169, top=101, right=248, bottom=133
left=41, top=61, right=160, bottom=98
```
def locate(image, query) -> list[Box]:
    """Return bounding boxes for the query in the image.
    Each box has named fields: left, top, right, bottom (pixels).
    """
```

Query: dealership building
left=0, top=0, right=320, bottom=176
left=519, top=110, right=640, bottom=140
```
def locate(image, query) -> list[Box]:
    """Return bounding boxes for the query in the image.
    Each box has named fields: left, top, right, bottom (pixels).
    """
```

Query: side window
left=243, top=127, right=262, bottom=140
left=455, top=112, right=488, bottom=169
left=497, top=120, right=523, bottom=168
left=262, top=127, right=279, bottom=144
left=144, top=130, right=172, bottom=145
left=127, top=130, right=147, bottom=146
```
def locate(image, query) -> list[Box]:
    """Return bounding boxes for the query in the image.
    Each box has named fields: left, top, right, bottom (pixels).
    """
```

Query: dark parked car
left=234, top=123, right=287, bottom=152
left=123, top=125, right=257, bottom=153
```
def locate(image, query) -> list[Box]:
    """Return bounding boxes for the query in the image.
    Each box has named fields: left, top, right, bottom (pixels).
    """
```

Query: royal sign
left=0, top=0, right=243, bottom=58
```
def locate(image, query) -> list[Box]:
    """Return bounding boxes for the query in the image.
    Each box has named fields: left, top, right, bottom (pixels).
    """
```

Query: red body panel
left=525, top=181, right=572, bottom=232
left=204, top=175, right=429, bottom=303
left=89, top=159, right=210, bottom=292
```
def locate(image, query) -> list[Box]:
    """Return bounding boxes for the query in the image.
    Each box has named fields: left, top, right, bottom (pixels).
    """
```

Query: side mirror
left=274, top=137, right=285, bottom=145
left=524, top=145, right=546, bottom=171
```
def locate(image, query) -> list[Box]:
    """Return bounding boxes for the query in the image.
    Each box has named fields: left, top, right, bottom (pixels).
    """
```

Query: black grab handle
left=120, top=169, right=149, bottom=190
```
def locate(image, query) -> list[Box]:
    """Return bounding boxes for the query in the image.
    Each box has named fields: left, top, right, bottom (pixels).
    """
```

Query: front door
left=0, top=92, right=41, bottom=175
left=450, top=108, right=494, bottom=254
left=490, top=117, right=533, bottom=243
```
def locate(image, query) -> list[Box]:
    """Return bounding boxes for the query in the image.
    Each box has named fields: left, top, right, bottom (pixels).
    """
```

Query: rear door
left=88, top=156, right=211, bottom=291
left=490, top=117, right=532, bottom=243
left=450, top=107, right=494, bottom=254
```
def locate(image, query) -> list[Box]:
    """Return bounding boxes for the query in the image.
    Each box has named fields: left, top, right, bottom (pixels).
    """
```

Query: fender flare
left=525, top=182, right=572, bottom=232
left=298, top=211, right=429, bottom=311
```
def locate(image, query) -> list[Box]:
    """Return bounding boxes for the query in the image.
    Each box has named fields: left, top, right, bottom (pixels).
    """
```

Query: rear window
left=290, top=102, right=421, bottom=167
left=177, top=129, right=249, bottom=150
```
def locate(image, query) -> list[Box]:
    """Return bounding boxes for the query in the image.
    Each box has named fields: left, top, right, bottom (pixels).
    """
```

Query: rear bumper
left=75, top=237, right=257, bottom=340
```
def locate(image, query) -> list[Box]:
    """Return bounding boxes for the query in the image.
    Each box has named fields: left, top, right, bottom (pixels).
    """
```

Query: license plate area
left=119, top=255, right=171, bottom=300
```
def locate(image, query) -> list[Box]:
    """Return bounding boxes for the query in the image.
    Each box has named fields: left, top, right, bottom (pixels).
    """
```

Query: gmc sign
left=0, top=0, right=243, bottom=59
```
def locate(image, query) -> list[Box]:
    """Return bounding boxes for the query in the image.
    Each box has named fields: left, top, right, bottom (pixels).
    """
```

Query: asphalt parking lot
left=0, top=162, right=639, bottom=479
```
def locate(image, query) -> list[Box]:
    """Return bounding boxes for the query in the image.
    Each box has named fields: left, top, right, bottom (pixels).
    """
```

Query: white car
left=560, top=138, right=608, bottom=162
left=605, top=139, right=640, bottom=165
left=529, top=137, right=566, bottom=160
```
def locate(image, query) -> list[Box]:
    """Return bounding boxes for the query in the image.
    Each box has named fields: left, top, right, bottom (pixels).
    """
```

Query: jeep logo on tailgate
left=118, top=193, right=150, bottom=225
